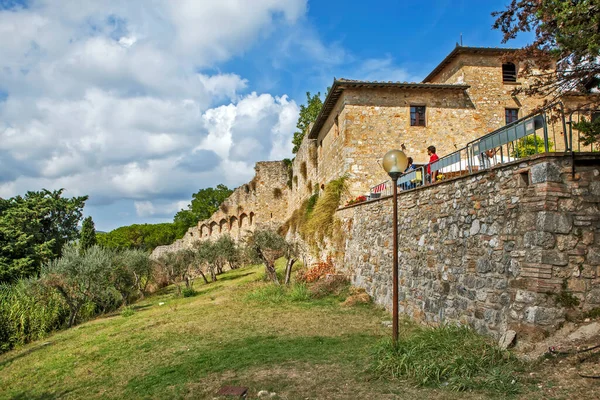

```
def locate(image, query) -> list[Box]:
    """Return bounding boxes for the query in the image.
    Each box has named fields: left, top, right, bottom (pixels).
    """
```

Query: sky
left=0, top=0, right=533, bottom=232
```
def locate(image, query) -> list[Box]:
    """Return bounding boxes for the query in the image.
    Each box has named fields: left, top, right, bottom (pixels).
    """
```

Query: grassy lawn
left=0, top=261, right=543, bottom=399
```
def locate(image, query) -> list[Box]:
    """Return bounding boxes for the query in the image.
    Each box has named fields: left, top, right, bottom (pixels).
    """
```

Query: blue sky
left=0, top=0, right=531, bottom=231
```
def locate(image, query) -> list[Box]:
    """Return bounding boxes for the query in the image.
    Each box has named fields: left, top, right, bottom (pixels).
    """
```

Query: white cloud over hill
left=0, top=0, right=304, bottom=228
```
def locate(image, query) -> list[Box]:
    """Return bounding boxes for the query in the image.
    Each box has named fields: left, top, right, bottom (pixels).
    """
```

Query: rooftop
left=422, top=45, right=519, bottom=83
left=307, top=79, right=470, bottom=140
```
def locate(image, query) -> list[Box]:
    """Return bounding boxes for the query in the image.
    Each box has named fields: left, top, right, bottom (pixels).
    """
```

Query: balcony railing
left=369, top=102, right=595, bottom=198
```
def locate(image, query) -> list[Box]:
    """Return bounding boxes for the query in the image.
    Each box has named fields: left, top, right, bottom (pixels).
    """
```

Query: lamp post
left=382, top=149, right=408, bottom=345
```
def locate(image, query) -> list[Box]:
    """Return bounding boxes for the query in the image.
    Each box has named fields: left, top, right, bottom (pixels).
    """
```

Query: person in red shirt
left=427, top=145, right=439, bottom=183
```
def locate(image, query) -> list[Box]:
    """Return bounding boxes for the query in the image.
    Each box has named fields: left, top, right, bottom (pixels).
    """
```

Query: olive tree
left=43, top=245, right=112, bottom=327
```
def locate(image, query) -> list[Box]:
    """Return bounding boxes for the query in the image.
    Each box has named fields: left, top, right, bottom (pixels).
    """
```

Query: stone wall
left=151, top=161, right=290, bottom=259
left=335, top=153, right=600, bottom=338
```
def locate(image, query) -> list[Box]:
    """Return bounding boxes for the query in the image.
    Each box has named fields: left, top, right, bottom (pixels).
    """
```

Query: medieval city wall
left=151, top=161, right=290, bottom=259
left=288, top=134, right=319, bottom=215
left=334, top=153, right=600, bottom=339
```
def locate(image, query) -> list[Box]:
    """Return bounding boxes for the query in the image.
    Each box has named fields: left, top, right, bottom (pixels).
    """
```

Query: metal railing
left=369, top=102, right=583, bottom=198
left=369, top=180, right=393, bottom=198
left=568, top=108, right=600, bottom=153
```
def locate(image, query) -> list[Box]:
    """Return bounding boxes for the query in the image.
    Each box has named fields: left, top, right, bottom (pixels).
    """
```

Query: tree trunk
left=209, top=266, right=217, bottom=282
left=68, top=304, right=81, bottom=327
left=257, top=248, right=279, bottom=284
left=284, top=258, right=296, bottom=285
left=198, top=270, right=209, bottom=284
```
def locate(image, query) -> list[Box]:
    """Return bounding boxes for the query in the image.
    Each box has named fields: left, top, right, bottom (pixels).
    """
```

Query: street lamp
left=382, top=149, right=408, bottom=345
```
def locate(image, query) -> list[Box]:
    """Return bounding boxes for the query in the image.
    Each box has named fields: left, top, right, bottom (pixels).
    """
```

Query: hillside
left=1, top=262, right=599, bottom=399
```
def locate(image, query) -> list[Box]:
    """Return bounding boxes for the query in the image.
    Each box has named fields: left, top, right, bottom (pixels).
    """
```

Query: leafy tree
left=80, top=216, right=97, bottom=252
left=43, top=245, right=113, bottom=327
left=173, top=184, right=233, bottom=236
left=214, top=235, right=241, bottom=271
left=292, top=92, right=324, bottom=154
left=246, top=229, right=290, bottom=284
left=110, top=249, right=152, bottom=305
left=97, top=223, right=179, bottom=251
left=572, top=115, right=600, bottom=148
left=492, top=0, right=600, bottom=102
left=195, top=241, right=218, bottom=282
left=0, top=189, right=87, bottom=283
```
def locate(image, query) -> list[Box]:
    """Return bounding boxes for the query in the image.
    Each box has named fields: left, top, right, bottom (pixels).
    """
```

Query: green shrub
left=511, top=135, right=554, bottom=157
left=121, top=306, right=135, bottom=317
left=244, top=283, right=312, bottom=304
left=371, top=325, right=522, bottom=394
left=289, top=283, right=311, bottom=302
left=245, top=284, right=286, bottom=303
left=182, top=287, right=197, bottom=298
left=0, top=279, right=68, bottom=353
left=301, top=176, right=347, bottom=246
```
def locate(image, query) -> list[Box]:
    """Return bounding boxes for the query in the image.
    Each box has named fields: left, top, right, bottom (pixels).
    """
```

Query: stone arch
left=229, top=216, right=239, bottom=238
left=249, top=212, right=255, bottom=225
left=200, top=224, right=209, bottom=238
left=209, top=221, right=218, bottom=236
left=239, top=213, right=248, bottom=229
left=219, top=218, right=228, bottom=233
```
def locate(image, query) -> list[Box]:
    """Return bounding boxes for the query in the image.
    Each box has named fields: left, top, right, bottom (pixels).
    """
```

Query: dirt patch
left=342, top=287, right=371, bottom=307
left=191, top=363, right=483, bottom=400
left=513, top=318, right=600, bottom=399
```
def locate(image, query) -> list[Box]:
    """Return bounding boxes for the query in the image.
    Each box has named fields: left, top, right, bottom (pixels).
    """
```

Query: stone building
left=304, top=47, right=562, bottom=199
left=151, top=45, right=600, bottom=338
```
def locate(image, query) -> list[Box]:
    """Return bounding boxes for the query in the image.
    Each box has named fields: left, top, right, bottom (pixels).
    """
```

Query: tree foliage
left=572, top=115, right=600, bottom=147
left=511, top=135, right=555, bottom=157
left=173, top=184, right=233, bottom=236
left=110, top=249, right=152, bottom=304
left=246, top=229, right=290, bottom=284
left=43, top=244, right=113, bottom=327
left=292, top=92, right=324, bottom=154
left=97, top=223, right=179, bottom=251
left=79, top=216, right=97, bottom=252
left=492, top=0, right=600, bottom=101
left=0, top=189, right=87, bottom=283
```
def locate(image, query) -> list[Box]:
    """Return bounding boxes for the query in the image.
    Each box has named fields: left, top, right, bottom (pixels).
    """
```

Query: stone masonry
left=152, top=46, right=599, bottom=337
left=151, top=161, right=290, bottom=258
left=335, top=153, right=600, bottom=338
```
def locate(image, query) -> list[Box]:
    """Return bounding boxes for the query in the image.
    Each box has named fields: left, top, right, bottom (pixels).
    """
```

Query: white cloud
left=0, top=0, right=306, bottom=230
left=0, top=0, right=413, bottom=231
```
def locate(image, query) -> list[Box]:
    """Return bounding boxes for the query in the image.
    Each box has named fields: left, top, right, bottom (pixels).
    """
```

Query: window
left=502, top=62, right=517, bottom=82
left=505, top=108, right=519, bottom=124
left=410, top=106, right=426, bottom=126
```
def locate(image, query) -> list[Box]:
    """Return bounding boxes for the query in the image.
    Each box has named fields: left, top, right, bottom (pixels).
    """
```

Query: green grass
left=0, top=260, right=527, bottom=399
left=372, top=324, right=524, bottom=395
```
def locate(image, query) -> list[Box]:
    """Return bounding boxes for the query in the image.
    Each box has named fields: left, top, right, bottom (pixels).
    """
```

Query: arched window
left=502, top=62, right=517, bottom=83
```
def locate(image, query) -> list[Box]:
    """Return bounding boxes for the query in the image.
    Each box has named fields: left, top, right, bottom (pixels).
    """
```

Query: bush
left=0, top=279, right=68, bottom=353
left=372, top=325, right=522, bottom=394
left=511, top=135, right=554, bottom=157
left=309, top=275, right=349, bottom=299
left=182, top=287, right=198, bottom=298
left=300, top=176, right=347, bottom=246
left=245, top=284, right=286, bottom=303
left=121, top=306, right=135, bottom=317
left=297, top=257, right=335, bottom=283
left=289, top=283, right=311, bottom=302
left=244, top=283, right=312, bottom=304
